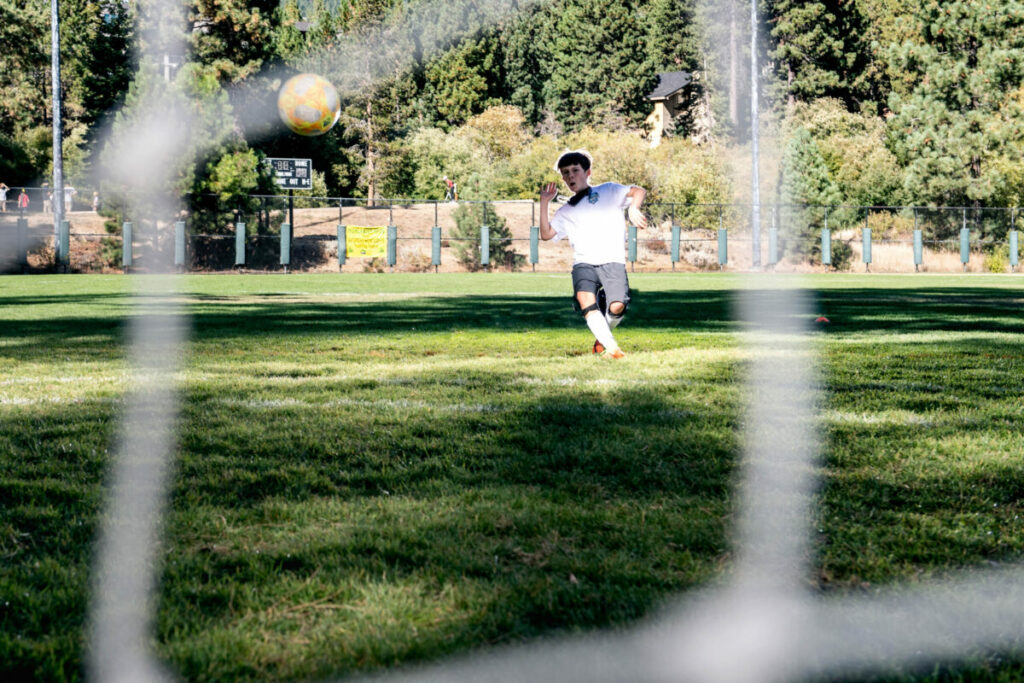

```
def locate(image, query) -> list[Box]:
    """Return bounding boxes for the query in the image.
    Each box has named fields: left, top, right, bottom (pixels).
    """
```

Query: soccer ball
left=277, top=73, right=340, bottom=136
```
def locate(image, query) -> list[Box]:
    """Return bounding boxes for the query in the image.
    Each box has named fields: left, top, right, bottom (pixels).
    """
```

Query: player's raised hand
left=628, top=205, right=648, bottom=229
left=540, top=182, right=558, bottom=203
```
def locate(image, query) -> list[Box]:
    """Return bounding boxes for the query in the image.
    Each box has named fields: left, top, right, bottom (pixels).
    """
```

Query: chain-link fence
left=1, top=194, right=1020, bottom=274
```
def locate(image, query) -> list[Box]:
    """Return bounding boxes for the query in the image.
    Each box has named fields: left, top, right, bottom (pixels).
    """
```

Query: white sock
left=606, top=312, right=623, bottom=330
left=585, top=311, right=618, bottom=351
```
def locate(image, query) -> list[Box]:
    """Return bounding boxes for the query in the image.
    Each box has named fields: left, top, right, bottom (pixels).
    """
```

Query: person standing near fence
left=539, top=149, right=647, bottom=359
left=17, top=188, right=29, bottom=213
left=0, top=183, right=8, bottom=212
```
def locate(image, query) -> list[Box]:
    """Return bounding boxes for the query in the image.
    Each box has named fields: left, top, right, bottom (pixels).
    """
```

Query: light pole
left=750, top=0, right=761, bottom=269
left=50, top=0, right=65, bottom=266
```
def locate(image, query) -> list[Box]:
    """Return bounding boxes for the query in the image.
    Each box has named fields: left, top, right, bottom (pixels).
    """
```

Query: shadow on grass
left=4, top=283, right=1024, bottom=680
left=4, top=285, right=1024, bottom=362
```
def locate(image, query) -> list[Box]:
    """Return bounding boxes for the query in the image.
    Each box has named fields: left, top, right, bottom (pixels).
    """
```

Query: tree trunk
left=729, top=0, right=739, bottom=127
left=968, top=34, right=981, bottom=210
left=365, top=98, right=375, bottom=207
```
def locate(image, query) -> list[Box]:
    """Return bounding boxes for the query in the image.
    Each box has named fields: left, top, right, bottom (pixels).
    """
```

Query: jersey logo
left=587, top=191, right=600, bottom=204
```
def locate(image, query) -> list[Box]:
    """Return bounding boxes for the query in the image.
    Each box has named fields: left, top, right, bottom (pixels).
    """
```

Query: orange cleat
left=603, top=348, right=626, bottom=359
left=593, top=340, right=605, bottom=354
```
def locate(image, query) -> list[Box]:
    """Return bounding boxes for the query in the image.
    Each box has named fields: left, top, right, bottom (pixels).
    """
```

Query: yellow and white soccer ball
left=277, top=73, right=341, bottom=136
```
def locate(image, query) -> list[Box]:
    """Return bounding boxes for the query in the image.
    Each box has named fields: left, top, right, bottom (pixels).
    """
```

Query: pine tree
left=451, top=201, right=524, bottom=271
left=538, top=0, right=657, bottom=130
left=423, top=35, right=503, bottom=127
left=886, top=0, right=1024, bottom=212
left=767, top=0, right=868, bottom=108
left=781, top=126, right=844, bottom=259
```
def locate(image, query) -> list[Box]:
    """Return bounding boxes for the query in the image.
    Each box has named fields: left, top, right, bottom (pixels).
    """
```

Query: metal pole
left=288, top=189, right=294, bottom=234
left=749, top=0, right=761, bottom=269
left=50, top=0, right=65, bottom=266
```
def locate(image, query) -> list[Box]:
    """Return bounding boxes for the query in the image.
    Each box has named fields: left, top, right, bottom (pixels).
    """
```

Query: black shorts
left=571, top=262, right=630, bottom=308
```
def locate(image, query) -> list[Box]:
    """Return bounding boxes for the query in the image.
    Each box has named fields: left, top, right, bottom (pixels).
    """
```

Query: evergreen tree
left=781, top=126, right=843, bottom=259
left=451, top=201, right=523, bottom=271
left=501, top=11, right=546, bottom=126
left=0, top=0, right=134, bottom=184
left=423, top=34, right=503, bottom=127
left=537, top=0, right=657, bottom=130
left=886, top=0, right=1024, bottom=211
left=189, top=0, right=278, bottom=83
left=767, top=0, right=869, bottom=108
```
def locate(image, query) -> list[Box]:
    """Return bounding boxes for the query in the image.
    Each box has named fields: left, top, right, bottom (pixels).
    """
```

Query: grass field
left=2, top=272, right=1024, bottom=682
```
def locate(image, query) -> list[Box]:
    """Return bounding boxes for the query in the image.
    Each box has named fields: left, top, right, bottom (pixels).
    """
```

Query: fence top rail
left=8, top=187, right=1021, bottom=215
left=237, top=194, right=535, bottom=205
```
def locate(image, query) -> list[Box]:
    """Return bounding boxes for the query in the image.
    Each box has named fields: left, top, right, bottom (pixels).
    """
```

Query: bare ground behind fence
left=1, top=204, right=1017, bottom=274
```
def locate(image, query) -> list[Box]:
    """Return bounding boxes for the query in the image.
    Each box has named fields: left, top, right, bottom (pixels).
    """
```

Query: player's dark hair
left=556, top=151, right=591, bottom=171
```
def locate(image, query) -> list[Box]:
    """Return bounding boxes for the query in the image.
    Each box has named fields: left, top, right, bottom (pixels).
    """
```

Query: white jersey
left=550, top=182, right=632, bottom=265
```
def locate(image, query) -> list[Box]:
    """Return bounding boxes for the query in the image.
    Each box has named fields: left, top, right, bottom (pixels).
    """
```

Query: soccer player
left=539, top=149, right=647, bottom=359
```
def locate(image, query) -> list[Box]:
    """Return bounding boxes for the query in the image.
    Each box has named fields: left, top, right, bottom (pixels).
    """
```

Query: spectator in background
left=0, top=182, right=8, bottom=212
left=64, top=185, right=76, bottom=211
left=92, top=191, right=100, bottom=212
left=17, top=188, right=29, bottom=212
left=443, top=175, right=455, bottom=202
left=42, top=184, right=52, bottom=213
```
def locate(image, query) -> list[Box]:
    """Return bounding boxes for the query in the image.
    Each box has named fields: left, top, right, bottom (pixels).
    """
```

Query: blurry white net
left=33, top=0, right=1020, bottom=681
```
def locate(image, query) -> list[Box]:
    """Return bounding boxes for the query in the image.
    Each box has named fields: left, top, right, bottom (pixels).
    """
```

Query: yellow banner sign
left=346, top=226, right=387, bottom=258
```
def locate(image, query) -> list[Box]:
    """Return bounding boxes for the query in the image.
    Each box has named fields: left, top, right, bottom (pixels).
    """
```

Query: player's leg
left=597, top=264, right=631, bottom=331
left=571, top=264, right=619, bottom=354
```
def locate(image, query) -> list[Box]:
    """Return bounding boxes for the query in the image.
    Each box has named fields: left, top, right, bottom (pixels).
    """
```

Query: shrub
left=450, top=201, right=524, bottom=271
left=984, top=245, right=1010, bottom=273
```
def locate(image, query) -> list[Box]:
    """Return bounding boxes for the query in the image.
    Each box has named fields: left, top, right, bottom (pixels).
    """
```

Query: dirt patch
left=6, top=206, right=1012, bottom=274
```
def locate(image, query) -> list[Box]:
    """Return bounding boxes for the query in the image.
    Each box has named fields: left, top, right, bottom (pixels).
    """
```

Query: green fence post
left=58, top=220, right=70, bottom=271
left=387, top=224, right=397, bottom=269
left=337, top=224, right=347, bottom=270
left=1012, top=209, right=1019, bottom=272
left=628, top=224, right=637, bottom=268
left=1009, top=230, right=1018, bottom=272
left=960, top=227, right=970, bottom=271
left=529, top=226, right=539, bottom=270
left=17, top=217, right=28, bottom=269
left=122, top=221, right=133, bottom=271
left=717, top=228, right=727, bottom=270
left=235, top=221, right=245, bottom=267
left=671, top=225, right=681, bottom=269
left=821, top=228, right=831, bottom=266
left=862, top=227, right=871, bottom=271
left=913, top=229, right=923, bottom=271
left=432, top=226, right=442, bottom=271
left=280, top=222, right=291, bottom=271
left=175, top=220, right=186, bottom=271
left=479, top=225, right=489, bottom=267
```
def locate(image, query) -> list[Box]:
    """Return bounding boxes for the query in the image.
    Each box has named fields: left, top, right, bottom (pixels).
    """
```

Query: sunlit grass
left=2, top=272, right=1024, bottom=681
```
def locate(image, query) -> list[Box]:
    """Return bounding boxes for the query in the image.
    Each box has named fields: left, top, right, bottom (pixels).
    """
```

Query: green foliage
left=450, top=201, right=523, bottom=270
left=423, top=35, right=503, bottom=127
left=537, top=0, right=657, bottom=130
left=789, top=98, right=907, bottom=208
left=768, top=0, right=870, bottom=106
left=0, top=0, right=133, bottom=185
left=984, top=244, right=1011, bottom=273
left=781, top=126, right=844, bottom=260
left=886, top=0, right=1024, bottom=210
left=190, top=0, right=278, bottom=83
